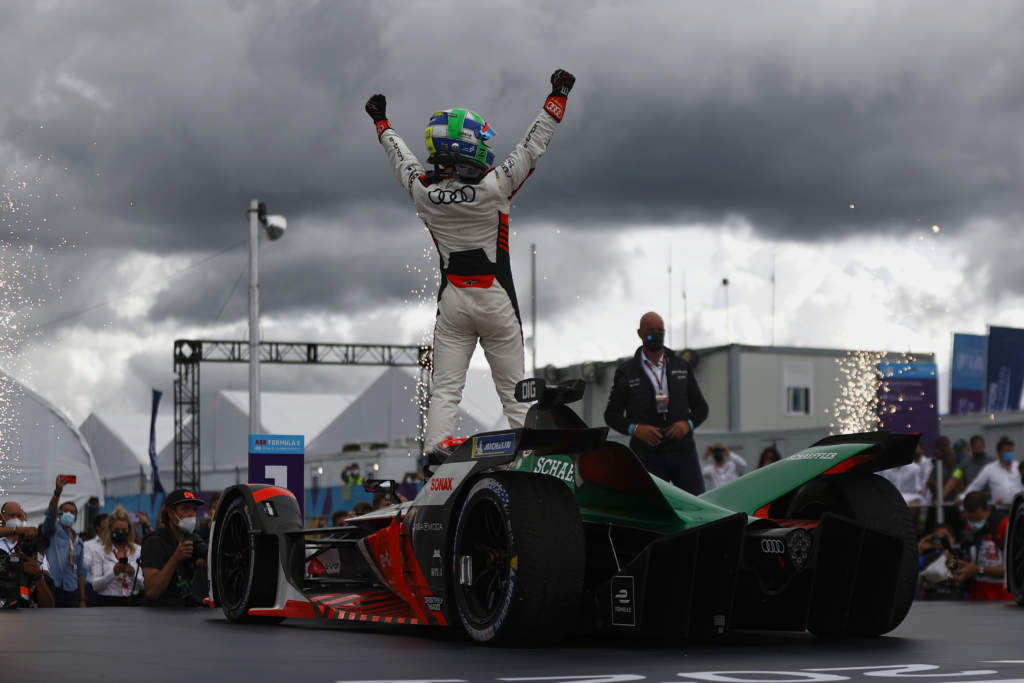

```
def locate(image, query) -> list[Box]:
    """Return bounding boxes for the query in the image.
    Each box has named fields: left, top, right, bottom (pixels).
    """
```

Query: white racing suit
left=379, top=107, right=560, bottom=448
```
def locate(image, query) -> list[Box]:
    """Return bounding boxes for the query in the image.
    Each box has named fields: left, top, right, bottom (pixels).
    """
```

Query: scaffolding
left=173, top=339, right=432, bottom=490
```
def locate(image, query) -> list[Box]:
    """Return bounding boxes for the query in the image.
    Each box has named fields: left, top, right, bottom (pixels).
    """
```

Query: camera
left=262, top=214, right=287, bottom=240
left=0, top=549, right=26, bottom=609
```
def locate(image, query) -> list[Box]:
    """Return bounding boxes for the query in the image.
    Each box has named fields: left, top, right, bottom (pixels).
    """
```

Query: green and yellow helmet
left=425, top=108, right=496, bottom=172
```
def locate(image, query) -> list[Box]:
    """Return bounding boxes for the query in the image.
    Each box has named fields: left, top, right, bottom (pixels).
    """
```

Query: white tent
left=0, top=372, right=103, bottom=526
left=307, top=366, right=506, bottom=457
left=156, top=390, right=353, bottom=492
left=79, top=411, right=174, bottom=496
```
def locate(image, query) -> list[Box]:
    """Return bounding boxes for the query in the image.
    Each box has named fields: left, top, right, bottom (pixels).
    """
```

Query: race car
left=208, top=378, right=920, bottom=644
left=1007, top=493, right=1024, bottom=605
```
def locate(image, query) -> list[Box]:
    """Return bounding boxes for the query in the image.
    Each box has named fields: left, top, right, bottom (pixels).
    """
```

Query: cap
left=165, top=489, right=205, bottom=508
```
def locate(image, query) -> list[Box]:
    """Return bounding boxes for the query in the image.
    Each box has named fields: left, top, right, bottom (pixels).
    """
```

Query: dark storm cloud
left=4, top=0, right=1024, bottom=333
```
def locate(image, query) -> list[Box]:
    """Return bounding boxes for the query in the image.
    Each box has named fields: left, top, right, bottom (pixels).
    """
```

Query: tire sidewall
left=452, top=476, right=518, bottom=643
left=216, top=496, right=258, bottom=621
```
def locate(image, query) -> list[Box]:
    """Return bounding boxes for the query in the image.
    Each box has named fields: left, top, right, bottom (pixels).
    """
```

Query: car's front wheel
left=213, top=496, right=282, bottom=623
left=451, top=471, right=584, bottom=645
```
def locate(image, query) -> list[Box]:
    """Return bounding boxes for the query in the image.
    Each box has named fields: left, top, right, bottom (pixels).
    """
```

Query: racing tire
left=1009, top=496, right=1024, bottom=606
left=787, top=473, right=916, bottom=636
left=213, top=496, right=283, bottom=624
left=451, top=471, right=584, bottom=645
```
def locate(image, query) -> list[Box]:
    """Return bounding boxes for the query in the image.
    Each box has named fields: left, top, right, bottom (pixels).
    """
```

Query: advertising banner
left=985, top=326, right=1024, bottom=412
left=877, top=361, right=939, bottom=457
left=950, top=333, right=986, bottom=415
left=248, top=434, right=305, bottom=518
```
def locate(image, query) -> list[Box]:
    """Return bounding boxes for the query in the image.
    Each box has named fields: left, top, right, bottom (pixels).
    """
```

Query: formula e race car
left=208, top=378, right=921, bottom=645
left=1007, top=493, right=1024, bottom=605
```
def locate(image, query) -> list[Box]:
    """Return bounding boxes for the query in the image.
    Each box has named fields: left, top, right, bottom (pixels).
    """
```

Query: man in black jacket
left=604, top=311, right=709, bottom=494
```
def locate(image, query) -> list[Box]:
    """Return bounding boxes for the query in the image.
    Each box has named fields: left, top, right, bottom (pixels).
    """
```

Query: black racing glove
left=365, top=94, right=391, bottom=139
left=544, top=69, right=575, bottom=123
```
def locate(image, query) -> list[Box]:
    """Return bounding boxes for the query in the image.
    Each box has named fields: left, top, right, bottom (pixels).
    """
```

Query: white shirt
left=963, top=459, right=1024, bottom=504
left=86, top=543, right=145, bottom=598
left=880, top=462, right=924, bottom=504
left=640, top=350, right=667, bottom=395
left=702, top=451, right=747, bottom=489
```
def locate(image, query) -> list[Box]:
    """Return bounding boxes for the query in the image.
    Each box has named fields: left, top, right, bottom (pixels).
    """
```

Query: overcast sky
left=2, top=0, right=1023, bottom=426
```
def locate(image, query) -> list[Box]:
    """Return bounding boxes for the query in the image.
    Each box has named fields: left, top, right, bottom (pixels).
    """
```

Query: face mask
left=642, top=331, right=665, bottom=352
left=968, top=519, right=986, bottom=532
left=111, top=530, right=129, bottom=545
left=3, top=517, right=23, bottom=529
left=176, top=515, right=197, bottom=535
left=60, top=512, right=76, bottom=528
left=1002, top=451, right=1015, bottom=464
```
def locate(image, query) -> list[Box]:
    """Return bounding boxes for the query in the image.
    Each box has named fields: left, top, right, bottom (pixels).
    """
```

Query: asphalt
left=4, top=601, right=1024, bottom=683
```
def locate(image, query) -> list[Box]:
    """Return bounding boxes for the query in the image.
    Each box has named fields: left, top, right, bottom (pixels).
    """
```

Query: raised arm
left=366, top=93, right=426, bottom=198
left=494, top=69, right=575, bottom=199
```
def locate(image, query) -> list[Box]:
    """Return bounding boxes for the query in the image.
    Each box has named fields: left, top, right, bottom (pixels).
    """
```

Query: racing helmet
left=425, top=108, right=496, bottom=175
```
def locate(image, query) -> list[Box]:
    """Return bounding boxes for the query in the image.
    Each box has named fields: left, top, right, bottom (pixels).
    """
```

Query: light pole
left=248, top=198, right=288, bottom=435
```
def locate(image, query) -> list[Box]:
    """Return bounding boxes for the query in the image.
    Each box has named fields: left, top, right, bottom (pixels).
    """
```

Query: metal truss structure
left=173, top=339, right=432, bottom=490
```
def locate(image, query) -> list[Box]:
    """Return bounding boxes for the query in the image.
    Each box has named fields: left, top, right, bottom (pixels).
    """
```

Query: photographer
left=701, top=443, right=747, bottom=489
left=87, top=506, right=144, bottom=606
left=1, top=501, right=54, bottom=608
left=954, top=491, right=1012, bottom=600
left=39, top=475, right=86, bottom=607
left=140, top=489, right=207, bottom=607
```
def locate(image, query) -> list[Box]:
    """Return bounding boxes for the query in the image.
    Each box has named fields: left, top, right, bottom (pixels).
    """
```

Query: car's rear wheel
left=1009, top=497, right=1024, bottom=606
left=213, top=496, right=282, bottom=623
left=788, top=473, right=916, bottom=636
left=451, top=471, right=584, bottom=645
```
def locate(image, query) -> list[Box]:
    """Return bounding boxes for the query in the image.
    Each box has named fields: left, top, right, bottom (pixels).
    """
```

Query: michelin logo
left=472, top=433, right=516, bottom=458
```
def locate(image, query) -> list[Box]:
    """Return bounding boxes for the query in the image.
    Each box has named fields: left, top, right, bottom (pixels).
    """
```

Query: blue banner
left=149, top=389, right=164, bottom=493
left=950, top=333, right=986, bottom=414
left=986, top=326, right=1024, bottom=412
left=878, top=361, right=940, bottom=458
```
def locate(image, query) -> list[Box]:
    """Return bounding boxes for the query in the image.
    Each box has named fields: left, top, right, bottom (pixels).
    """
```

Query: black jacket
left=604, top=347, right=709, bottom=450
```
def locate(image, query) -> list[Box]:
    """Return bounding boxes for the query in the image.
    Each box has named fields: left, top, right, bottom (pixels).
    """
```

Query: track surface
left=6, top=601, right=1023, bottom=682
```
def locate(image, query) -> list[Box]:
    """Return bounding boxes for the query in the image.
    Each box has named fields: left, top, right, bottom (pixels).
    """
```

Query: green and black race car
left=209, top=378, right=920, bottom=644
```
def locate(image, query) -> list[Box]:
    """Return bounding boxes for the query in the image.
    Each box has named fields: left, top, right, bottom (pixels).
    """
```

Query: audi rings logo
left=428, top=186, right=476, bottom=205
left=760, top=538, right=785, bottom=554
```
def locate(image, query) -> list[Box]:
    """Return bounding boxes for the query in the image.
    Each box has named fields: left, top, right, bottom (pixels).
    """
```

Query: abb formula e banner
left=249, top=434, right=305, bottom=519
left=877, top=361, right=939, bottom=458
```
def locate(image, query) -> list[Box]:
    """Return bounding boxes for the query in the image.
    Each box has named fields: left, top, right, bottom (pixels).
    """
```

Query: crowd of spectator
left=1, top=476, right=213, bottom=609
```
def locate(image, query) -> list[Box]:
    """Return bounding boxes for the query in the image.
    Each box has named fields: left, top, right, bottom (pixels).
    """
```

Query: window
left=783, top=361, right=813, bottom=416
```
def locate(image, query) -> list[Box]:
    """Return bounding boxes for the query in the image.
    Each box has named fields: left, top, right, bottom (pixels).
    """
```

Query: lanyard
left=643, top=355, right=667, bottom=394
left=0, top=536, right=14, bottom=554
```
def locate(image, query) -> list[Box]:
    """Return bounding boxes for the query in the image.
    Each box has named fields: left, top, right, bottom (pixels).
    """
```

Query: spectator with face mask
left=140, top=489, right=207, bottom=607
left=87, top=506, right=144, bottom=606
left=954, top=491, right=1012, bottom=600
left=962, top=436, right=1023, bottom=504
left=0, top=500, right=54, bottom=608
left=38, top=475, right=86, bottom=608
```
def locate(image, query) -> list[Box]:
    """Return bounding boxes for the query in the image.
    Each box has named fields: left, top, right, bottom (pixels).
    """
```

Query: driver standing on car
left=365, top=68, right=576, bottom=460
left=605, top=311, right=709, bottom=494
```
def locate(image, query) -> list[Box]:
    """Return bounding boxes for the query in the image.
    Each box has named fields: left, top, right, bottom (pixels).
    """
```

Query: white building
left=79, top=410, right=174, bottom=496
left=551, top=343, right=936, bottom=467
